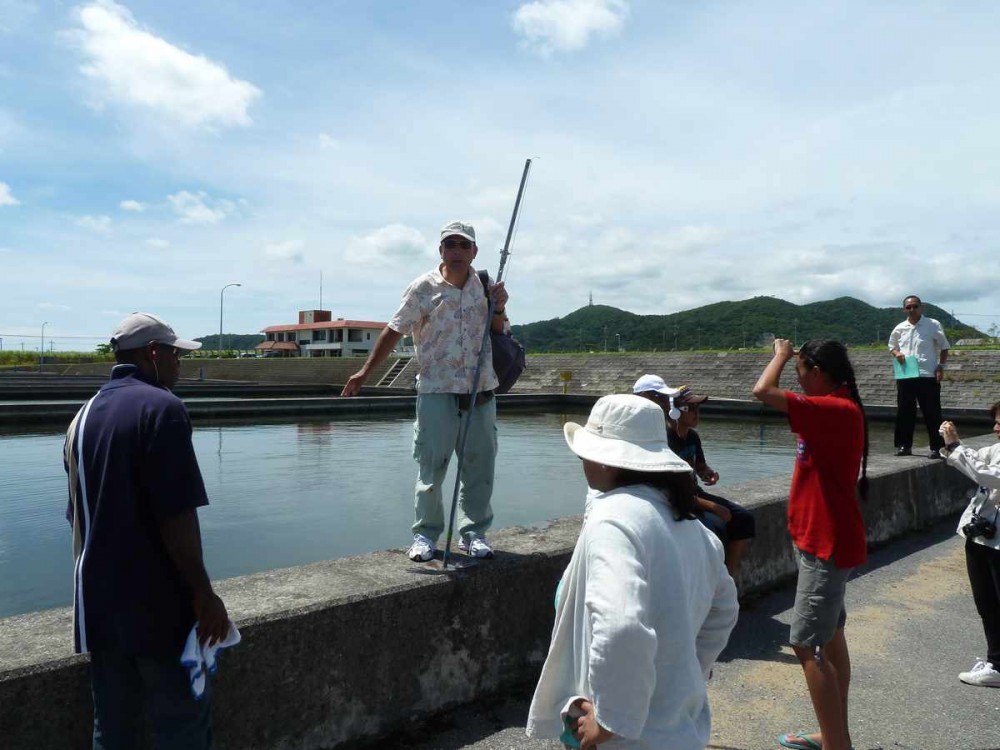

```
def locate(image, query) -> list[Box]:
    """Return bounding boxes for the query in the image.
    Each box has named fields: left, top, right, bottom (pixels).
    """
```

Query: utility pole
left=603, top=326, right=608, bottom=353
left=219, top=283, right=242, bottom=358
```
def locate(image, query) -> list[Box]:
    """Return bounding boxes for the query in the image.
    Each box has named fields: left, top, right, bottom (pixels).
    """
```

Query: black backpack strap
left=477, top=269, right=490, bottom=300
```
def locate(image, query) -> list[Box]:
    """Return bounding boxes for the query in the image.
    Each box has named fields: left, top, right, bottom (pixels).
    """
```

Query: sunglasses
left=442, top=238, right=473, bottom=250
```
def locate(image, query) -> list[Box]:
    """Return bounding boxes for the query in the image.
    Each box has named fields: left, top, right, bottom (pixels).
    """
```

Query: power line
left=0, top=332, right=108, bottom=340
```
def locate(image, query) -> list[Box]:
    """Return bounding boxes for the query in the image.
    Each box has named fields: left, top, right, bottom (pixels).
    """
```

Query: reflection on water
left=0, top=411, right=896, bottom=618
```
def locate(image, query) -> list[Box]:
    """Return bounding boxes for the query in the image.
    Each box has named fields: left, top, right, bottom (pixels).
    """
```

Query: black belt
left=455, top=390, right=495, bottom=411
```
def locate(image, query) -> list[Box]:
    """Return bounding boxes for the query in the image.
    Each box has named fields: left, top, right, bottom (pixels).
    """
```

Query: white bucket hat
left=564, top=394, right=692, bottom=472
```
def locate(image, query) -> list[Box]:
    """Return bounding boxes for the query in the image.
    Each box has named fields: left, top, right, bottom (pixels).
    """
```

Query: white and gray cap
left=440, top=220, right=476, bottom=243
left=110, top=312, right=202, bottom=353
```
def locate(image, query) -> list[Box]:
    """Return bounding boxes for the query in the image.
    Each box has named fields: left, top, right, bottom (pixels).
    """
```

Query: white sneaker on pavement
left=407, top=534, right=436, bottom=562
left=458, top=535, right=494, bottom=558
left=959, top=658, right=1000, bottom=687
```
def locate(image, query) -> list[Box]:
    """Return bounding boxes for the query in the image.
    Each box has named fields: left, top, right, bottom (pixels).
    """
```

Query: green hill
left=510, top=296, right=982, bottom=352
left=195, top=333, right=265, bottom=351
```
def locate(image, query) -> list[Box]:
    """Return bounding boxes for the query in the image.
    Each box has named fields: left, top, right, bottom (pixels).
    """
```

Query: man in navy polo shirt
left=64, top=312, right=230, bottom=749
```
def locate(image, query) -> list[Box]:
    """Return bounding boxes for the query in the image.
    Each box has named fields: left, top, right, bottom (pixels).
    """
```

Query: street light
left=40, top=321, right=48, bottom=371
left=219, top=283, right=242, bottom=358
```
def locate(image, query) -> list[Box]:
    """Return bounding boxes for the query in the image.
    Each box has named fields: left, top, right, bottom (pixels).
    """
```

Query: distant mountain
left=195, top=333, right=265, bottom=351
left=509, top=296, right=982, bottom=352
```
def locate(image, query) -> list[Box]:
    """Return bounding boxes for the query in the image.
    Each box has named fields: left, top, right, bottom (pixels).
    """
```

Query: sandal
left=778, top=732, right=821, bottom=750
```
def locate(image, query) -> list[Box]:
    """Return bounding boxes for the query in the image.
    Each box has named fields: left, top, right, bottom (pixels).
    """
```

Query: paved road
left=379, top=521, right=997, bottom=750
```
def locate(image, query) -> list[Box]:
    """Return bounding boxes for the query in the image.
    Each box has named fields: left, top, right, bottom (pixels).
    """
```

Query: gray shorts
left=790, top=547, right=852, bottom=648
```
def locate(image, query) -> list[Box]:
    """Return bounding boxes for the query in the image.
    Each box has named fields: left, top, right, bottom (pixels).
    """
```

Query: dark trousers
left=894, top=376, right=944, bottom=450
left=966, top=539, right=1000, bottom=666
left=90, top=648, right=213, bottom=750
left=696, top=490, right=756, bottom=544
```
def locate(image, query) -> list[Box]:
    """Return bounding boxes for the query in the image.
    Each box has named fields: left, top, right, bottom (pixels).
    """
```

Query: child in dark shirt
left=632, top=375, right=756, bottom=578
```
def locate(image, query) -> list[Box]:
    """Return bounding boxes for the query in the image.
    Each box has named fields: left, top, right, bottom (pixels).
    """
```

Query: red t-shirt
left=785, top=386, right=867, bottom=568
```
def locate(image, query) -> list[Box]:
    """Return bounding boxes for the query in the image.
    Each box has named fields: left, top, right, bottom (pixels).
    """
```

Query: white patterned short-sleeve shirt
left=388, top=266, right=498, bottom=394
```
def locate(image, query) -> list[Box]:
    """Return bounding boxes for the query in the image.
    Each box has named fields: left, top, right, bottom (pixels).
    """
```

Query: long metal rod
left=442, top=158, right=532, bottom=569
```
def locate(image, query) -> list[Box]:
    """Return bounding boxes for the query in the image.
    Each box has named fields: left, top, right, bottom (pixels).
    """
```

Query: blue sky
left=2, top=0, right=1000, bottom=351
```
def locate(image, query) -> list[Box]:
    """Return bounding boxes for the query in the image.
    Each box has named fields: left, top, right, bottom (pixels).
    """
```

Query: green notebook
left=892, top=355, right=919, bottom=380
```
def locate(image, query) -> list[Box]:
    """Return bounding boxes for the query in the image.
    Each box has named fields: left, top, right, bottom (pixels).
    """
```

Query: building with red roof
left=257, top=310, right=405, bottom=358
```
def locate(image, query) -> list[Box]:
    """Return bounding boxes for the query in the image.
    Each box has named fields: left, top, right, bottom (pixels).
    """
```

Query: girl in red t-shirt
left=753, top=338, right=869, bottom=750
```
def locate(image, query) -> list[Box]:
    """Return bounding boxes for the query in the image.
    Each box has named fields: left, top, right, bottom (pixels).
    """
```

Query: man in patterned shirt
left=342, top=220, right=510, bottom=561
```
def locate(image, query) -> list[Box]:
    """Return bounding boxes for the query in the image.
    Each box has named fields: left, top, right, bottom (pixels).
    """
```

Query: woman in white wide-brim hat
left=526, top=394, right=739, bottom=750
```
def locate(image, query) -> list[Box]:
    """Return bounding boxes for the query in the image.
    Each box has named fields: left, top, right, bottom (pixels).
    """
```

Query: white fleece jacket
left=526, top=483, right=738, bottom=750
left=948, top=442, right=1000, bottom=552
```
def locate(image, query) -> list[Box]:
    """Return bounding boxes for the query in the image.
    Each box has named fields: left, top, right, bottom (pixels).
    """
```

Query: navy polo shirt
left=65, top=364, right=209, bottom=656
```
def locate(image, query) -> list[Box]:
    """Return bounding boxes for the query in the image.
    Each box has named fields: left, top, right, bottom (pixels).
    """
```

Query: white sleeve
left=584, top=519, right=657, bottom=741
left=695, top=549, right=738, bottom=678
left=947, top=446, right=1000, bottom=490
left=888, top=326, right=900, bottom=352
left=935, top=322, right=950, bottom=351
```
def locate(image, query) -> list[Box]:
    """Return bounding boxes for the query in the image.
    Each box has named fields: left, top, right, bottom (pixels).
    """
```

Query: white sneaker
left=959, top=658, right=1000, bottom=687
left=459, top=535, right=494, bottom=558
left=407, top=534, right=436, bottom=562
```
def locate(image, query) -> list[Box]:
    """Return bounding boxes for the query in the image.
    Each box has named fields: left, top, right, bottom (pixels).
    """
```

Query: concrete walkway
left=383, top=521, right=992, bottom=750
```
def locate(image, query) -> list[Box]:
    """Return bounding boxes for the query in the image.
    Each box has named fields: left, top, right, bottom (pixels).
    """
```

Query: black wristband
left=946, top=441, right=961, bottom=452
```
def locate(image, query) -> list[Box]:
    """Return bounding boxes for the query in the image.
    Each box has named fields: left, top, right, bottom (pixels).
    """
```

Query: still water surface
left=0, top=411, right=896, bottom=618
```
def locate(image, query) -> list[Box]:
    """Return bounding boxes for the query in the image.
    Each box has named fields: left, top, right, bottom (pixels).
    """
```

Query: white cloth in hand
left=180, top=620, right=241, bottom=699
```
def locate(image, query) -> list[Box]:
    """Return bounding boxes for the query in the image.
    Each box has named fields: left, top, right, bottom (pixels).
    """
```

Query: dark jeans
left=90, top=647, right=213, bottom=750
left=966, top=538, right=1000, bottom=666
left=696, top=490, right=756, bottom=545
left=894, top=376, right=944, bottom=451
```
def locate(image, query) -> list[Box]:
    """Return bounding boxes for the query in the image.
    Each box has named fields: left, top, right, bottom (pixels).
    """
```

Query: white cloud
left=119, top=199, right=144, bottom=211
left=318, top=133, right=339, bottom=150
left=512, top=0, right=627, bottom=54
left=73, top=0, right=261, bottom=129
left=345, top=224, right=431, bottom=266
left=145, top=237, right=169, bottom=248
left=0, top=181, right=19, bottom=205
left=76, top=214, right=112, bottom=232
left=38, top=302, right=72, bottom=311
left=167, top=190, right=235, bottom=224
left=263, top=239, right=304, bottom=264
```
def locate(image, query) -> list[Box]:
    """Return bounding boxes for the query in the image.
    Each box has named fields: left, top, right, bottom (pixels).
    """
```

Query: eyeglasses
left=442, top=238, right=473, bottom=250
left=904, top=304, right=920, bottom=310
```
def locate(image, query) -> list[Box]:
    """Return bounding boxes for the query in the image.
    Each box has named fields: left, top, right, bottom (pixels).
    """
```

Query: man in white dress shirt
left=887, top=295, right=950, bottom=458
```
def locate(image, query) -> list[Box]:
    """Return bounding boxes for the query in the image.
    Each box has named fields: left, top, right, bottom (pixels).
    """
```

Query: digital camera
left=962, top=512, right=997, bottom=540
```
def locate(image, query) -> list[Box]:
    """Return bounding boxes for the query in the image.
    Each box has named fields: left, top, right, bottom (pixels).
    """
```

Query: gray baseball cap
left=110, top=312, right=202, bottom=353
left=440, top=220, right=476, bottom=243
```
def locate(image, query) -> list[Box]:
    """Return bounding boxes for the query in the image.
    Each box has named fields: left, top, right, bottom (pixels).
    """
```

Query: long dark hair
left=798, top=339, right=870, bottom=501
left=613, top=469, right=698, bottom=520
